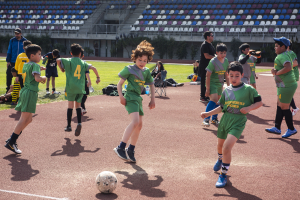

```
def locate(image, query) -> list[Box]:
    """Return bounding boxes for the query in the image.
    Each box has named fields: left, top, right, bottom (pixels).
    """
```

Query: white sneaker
left=202, top=119, right=210, bottom=127
left=52, top=91, right=61, bottom=94
left=46, top=91, right=50, bottom=95
left=81, top=109, right=87, bottom=115
left=292, top=107, right=299, bottom=116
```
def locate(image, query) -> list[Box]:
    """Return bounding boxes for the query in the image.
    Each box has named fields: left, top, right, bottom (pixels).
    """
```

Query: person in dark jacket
left=6, top=28, right=27, bottom=93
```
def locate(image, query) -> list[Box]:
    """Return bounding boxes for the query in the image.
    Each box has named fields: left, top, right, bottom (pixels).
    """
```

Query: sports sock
left=81, top=95, right=87, bottom=110
left=9, top=132, right=19, bottom=144
left=221, top=163, right=230, bottom=174
left=118, top=142, right=126, bottom=149
left=275, top=106, right=283, bottom=130
left=290, top=98, right=296, bottom=110
left=46, top=88, right=49, bottom=91
left=52, top=88, right=55, bottom=92
left=205, top=101, right=216, bottom=120
left=76, top=108, right=81, bottom=124
left=128, top=144, right=135, bottom=151
left=282, top=109, right=294, bottom=130
left=67, top=108, right=73, bottom=127
left=212, top=104, right=219, bottom=120
left=218, top=153, right=223, bottom=160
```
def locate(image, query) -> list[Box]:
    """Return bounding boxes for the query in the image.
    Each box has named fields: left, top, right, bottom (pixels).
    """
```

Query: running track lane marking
left=0, top=189, right=69, bottom=200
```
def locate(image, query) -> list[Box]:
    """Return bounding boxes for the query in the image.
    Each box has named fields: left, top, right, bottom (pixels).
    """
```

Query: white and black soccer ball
left=96, top=171, right=118, bottom=193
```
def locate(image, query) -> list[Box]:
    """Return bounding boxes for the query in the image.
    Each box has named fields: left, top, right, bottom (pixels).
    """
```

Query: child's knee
left=222, top=145, right=232, bottom=154
left=131, top=119, right=140, bottom=128
left=137, top=120, right=143, bottom=129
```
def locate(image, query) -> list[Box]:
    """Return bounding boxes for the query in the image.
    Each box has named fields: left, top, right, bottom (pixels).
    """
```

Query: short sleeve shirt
left=206, top=57, right=229, bottom=86
left=288, top=50, right=299, bottom=81
left=60, top=57, right=89, bottom=94
left=200, top=41, right=216, bottom=68
left=22, top=61, right=41, bottom=92
left=44, top=52, right=60, bottom=68
left=15, top=52, right=29, bottom=75
left=274, top=51, right=296, bottom=87
left=238, top=54, right=257, bottom=79
left=218, top=83, right=261, bottom=115
left=119, top=64, right=153, bottom=96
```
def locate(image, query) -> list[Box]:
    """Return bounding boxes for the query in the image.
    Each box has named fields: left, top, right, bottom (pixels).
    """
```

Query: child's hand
left=205, top=90, right=210, bottom=97
left=40, top=66, right=46, bottom=71
left=120, top=97, right=126, bottom=106
left=201, top=112, right=209, bottom=119
left=40, top=76, right=47, bottom=84
left=61, top=68, right=65, bottom=72
left=240, top=107, right=250, bottom=114
left=148, top=100, right=155, bottom=109
left=15, top=77, right=19, bottom=83
left=96, top=77, right=100, bottom=84
left=271, top=69, right=277, bottom=76
left=87, top=82, right=91, bottom=87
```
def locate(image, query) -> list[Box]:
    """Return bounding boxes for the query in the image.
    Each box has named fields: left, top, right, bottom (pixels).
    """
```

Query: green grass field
left=0, top=57, right=270, bottom=111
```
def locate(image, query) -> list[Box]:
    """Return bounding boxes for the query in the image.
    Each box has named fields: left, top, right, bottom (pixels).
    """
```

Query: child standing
left=5, top=44, right=46, bottom=154
left=56, top=44, right=100, bottom=136
left=238, top=43, right=261, bottom=89
left=265, top=37, right=298, bottom=138
left=114, top=40, right=155, bottom=163
left=43, top=49, right=60, bottom=95
left=202, top=43, right=229, bottom=126
left=201, top=61, right=262, bottom=187
left=10, top=67, right=21, bottom=105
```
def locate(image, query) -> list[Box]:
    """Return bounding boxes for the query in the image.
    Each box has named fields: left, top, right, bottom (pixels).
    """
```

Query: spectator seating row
left=0, top=24, right=82, bottom=31
left=0, top=1, right=101, bottom=5
left=0, top=14, right=89, bottom=20
left=1, top=5, right=97, bottom=10
left=106, top=0, right=139, bottom=10
left=149, top=0, right=300, bottom=4
left=1, top=10, right=94, bottom=15
left=0, top=19, right=86, bottom=25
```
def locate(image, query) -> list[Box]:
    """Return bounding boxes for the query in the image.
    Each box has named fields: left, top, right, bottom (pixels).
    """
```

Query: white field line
left=0, top=189, right=69, bottom=200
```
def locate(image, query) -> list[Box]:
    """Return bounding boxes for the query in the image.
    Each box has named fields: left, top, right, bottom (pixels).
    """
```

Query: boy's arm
left=293, top=59, right=298, bottom=67
left=86, top=72, right=91, bottom=87
left=34, top=73, right=46, bottom=83
left=240, top=101, right=263, bottom=114
left=89, top=65, right=100, bottom=84
left=117, top=78, right=126, bottom=106
left=42, top=56, right=48, bottom=65
left=201, top=106, right=222, bottom=118
left=225, top=72, right=230, bottom=86
left=205, top=71, right=212, bottom=97
left=271, top=62, right=292, bottom=76
left=56, top=58, right=65, bottom=72
left=148, top=84, right=155, bottom=109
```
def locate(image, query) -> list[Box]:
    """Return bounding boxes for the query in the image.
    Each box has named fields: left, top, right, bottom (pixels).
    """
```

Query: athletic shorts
left=217, top=112, right=247, bottom=139
left=46, top=67, right=58, bottom=78
left=65, top=92, right=83, bottom=103
left=277, top=83, right=298, bottom=104
left=241, top=77, right=250, bottom=84
left=210, top=83, right=223, bottom=96
left=250, top=74, right=256, bottom=84
left=15, top=88, right=38, bottom=113
left=124, top=93, right=144, bottom=116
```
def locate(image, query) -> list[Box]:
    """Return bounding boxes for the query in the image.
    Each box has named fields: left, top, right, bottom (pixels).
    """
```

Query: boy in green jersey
left=287, top=39, right=299, bottom=116
left=57, top=44, right=100, bottom=136
left=202, top=43, right=229, bottom=127
left=238, top=43, right=262, bottom=89
left=265, top=37, right=298, bottom=138
left=201, top=61, right=263, bottom=188
left=5, top=44, right=47, bottom=154
left=113, top=40, right=155, bottom=163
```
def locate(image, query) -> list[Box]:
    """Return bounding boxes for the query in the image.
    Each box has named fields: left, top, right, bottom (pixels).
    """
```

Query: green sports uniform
left=274, top=51, right=297, bottom=104
left=60, top=57, right=90, bottom=103
left=288, top=50, right=299, bottom=82
left=206, top=57, right=229, bottom=95
left=15, top=62, right=41, bottom=113
left=238, top=54, right=257, bottom=84
left=119, top=64, right=153, bottom=116
left=217, top=83, right=261, bottom=139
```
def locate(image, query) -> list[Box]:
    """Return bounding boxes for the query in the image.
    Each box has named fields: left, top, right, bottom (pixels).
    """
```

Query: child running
left=42, top=49, right=60, bottom=95
left=287, top=39, right=299, bottom=116
left=238, top=43, right=261, bottom=89
left=202, top=43, right=229, bottom=126
left=113, top=40, right=155, bottom=163
left=201, top=61, right=262, bottom=188
left=56, top=44, right=100, bottom=136
left=265, top=37, right=298, bottom=138
left=4, top=44, right=46, bottom=154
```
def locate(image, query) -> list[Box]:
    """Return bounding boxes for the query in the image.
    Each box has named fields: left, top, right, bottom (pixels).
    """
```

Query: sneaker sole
left=113, top=148, right=128, bottom=161
left=265, top=129, right=281, bottom=135
left=75, top=124, right=81, bottom=136
left=202, top=123, right=210, bottom=127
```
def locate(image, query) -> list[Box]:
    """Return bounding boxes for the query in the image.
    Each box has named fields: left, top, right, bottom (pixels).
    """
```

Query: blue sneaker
left=282, top=129, right=297, bottom=138
left=265, top=127, right=281, bottom=135
left=216, top=173, right=227, bottom=188
left=213, top=159, right=222, bottom=171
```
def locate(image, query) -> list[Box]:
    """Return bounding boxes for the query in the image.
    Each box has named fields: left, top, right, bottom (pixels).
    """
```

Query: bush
left=190, top=43, right=199, bottom=60
left=229, top=37, right=242, bottom=61
left=151, top=35, right=168, bottom=59
left=175, top=41, right=188, bottom=60
left=167, top=37, right=176, bottom=59
left=84, top=47, right=94, bottom=56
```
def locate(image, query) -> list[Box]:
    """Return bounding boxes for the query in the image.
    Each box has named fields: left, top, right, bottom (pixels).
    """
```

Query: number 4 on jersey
left=74, top=65, right=81, bottom=79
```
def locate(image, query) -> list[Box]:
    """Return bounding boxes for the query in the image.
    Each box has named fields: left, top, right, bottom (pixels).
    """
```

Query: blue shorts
left=46, top=67, right=58, bottom=78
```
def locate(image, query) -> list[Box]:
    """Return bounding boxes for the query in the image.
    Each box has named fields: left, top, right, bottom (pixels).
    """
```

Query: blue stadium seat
left=174, top=10, right=179, bottom=14
left=244, top=10, right=249, bottom=14
left=260, top=10, right=265, bottom=14
left=296, top=4, right=300, bottom=9
left=268, top=15, right=273, bottom=19
left=254, top=10, right=259, bottom=14
left=198, top=10, right=203, bottom=14
left=180, top=15, right=185, bottom=19
left=276, top=21, right=282, bottom=25
left=236, top=4, right=241, bottom=9
left=188, top=10, right=193, bottom=14
left=262, top=4, right=267, bottom=8
left=192, top=21, right=197, bottom=25
left=182, top=5, right=187, bottom=9
left=175, top=15, right=180, bottom=20
left=228, top=10, right=233, bottom=14
left=165, top=10, right=170, bottom=14
left=262, top=15, right=268, bottom=19
left=202, top=5, right=206, bottom=9
left=290, top=4, right=295, bottom=8
left=221, top=5, right=226, bottom=9
left=246, top=4, right=251, bottom=9
left=200, top=15, right=205, bottom=19
left=147, top=15, right=152, bottom=19
left=165, top=5, right=169, bottom=9
left=143, top=15, right=147, bottom=19
left=215, top=15, right=220, bottom=19
left=278, top=4, right=283, bottom=8
left=147, top=10, right=151, bottom=14
left=254, top=21, right=260, bottom=25
left=213, top=10, right=218, bottom=14
left=207, top=5, right=211, bottom=9
left=166, top=15, right=171, bottom=19
left=236, top=15, right=241, bottom=19
left=142, top=10, right=147, bottom=14
left=276, top=9, right=281, bottom=14
left=241, top=5, right=246, bottom=9
left=218, top=10, right=223, bottom=14
left=252, top=15, right=257, bottom=19
left=279, top=15, right=284, bottom=19
left=144, top=21, right=148, bottom=25
left=156, top=10, right=160, bottom=14
left=238, top=21, right=243, bottom=25
left=226, top=5, right=230, bottom=9
left=153, top=21, right=158, bottom=25
left=281, top=9, right=286, bottom=14
left=284, top=15, right=290, bottom=19
left=212, top=5, right=216, bottom=9
left=221, top=15, right=225, bottom=19
left=196, top=5, right=201, bottom=9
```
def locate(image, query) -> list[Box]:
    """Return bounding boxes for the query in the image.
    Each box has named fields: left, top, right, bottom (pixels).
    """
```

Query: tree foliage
left=0, top=34, right=11, bottom=53
left=25, top=34, right=52, bottom=53
left=190, top=43, right=199, bottom=60
left=167, top=37, right=176, bottom=59
left=259, top=44, right=276, bottom=62
left=84, top=47, right=94, bottom=56
left=53, top=43, right=67, bottom=55
left=229, top=37, right=242, bottom=61
left=175, top=41, right=188, bottom=60
left=151, top=35, right=168, bottom=59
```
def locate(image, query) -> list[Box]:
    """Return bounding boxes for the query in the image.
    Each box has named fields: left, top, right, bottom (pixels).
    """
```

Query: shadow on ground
left=268, top=137, right=300, bottom=153
left=247, top=113, right=273, bottom=125
left=203, top=128, right=247, bottom=144
left=9, top=111, right=37, bottom=121
left=115, top=163, right=166, bottom=198
left=51, top=138, right=100, bottom=157
left=3, top=154, right=39, bottom=181
left=95, top=193, right=118, bottom=200
left=72, top=115, right=93, bottom=123
left=39, top=93, right=61, bottom=100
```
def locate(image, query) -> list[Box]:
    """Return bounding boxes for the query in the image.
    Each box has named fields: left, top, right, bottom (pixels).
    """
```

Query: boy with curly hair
left=114, top=40, right=155, bottom=163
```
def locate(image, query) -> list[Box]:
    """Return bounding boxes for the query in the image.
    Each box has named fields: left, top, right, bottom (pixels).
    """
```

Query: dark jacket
left=6, top=36, right=27, bottom=63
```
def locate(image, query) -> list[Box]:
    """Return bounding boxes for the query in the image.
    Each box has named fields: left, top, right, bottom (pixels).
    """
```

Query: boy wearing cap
left=238, top=43, right=261, bottom=89
left=265, top=37, right=298, bottom=138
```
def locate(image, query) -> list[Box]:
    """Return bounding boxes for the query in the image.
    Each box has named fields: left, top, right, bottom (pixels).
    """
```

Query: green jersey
left=238, top=54, right=257, bottom=81
left=119, top=64, right=153, bottom=96
left=22, top=61, right=41, bottom=92
left=274, top=51, right=296, bottom=87
left=60, top=57, right=90, bottom=94
left=288, top=50, right=299, bottom=81
left=218, top=83, right=261, bottom=115
left=206, top=57, right=229, bottom=86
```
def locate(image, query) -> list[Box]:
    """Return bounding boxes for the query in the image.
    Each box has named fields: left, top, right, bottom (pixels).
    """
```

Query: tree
left=259, top=44, right=276, bottom=62
left=84, top=47, right=94, bottom=56
left=175, top=41, right=188, bottom=60
left=0, top=34, right=11, bottom=53
left=229, top=37, right=242, bottom=61
left=151, top=35, right=168, bottom=59
left=167, top=37, right=176, bottom=59
left=53, top=43, right=67, bottom=55
left=212, top=40, right=223, bottom=50
left=190, top=43, right=199, bottom=60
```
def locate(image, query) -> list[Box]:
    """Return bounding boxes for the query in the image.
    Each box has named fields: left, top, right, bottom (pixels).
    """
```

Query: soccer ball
left=96, top=171, right=118, bottom=193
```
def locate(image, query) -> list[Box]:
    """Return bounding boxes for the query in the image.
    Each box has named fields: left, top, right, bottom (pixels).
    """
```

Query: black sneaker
left=199, top=97, right=209, bottom=102
left=64, top=126, right=72, bottom=132
left=113, top=147, right=128, bottom=161
left=5, top=141, right=22, bottom=154
left=75, top=124, right=81, bottom=136
left=126, top=148, right=136, bottom=162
